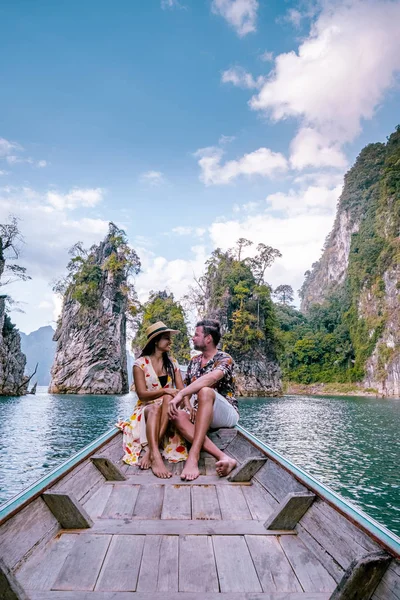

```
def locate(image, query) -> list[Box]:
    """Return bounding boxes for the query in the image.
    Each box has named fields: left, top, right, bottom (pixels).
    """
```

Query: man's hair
left=196, top=319, right=221, bottom=346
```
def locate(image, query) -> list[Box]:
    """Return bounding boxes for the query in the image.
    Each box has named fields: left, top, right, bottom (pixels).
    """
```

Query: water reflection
left=0, top=390, right=399, bottom=535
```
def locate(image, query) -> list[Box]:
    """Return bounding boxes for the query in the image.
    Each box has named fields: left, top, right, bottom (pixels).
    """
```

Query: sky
left=1, top=0, right=399, bottom=334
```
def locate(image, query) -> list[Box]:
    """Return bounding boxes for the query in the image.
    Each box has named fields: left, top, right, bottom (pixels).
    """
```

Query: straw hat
left=143, top=321, right=179, bottom=348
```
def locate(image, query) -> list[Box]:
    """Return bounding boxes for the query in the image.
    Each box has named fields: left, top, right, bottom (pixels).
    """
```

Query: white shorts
left=192, top=390, right=239, bottom=429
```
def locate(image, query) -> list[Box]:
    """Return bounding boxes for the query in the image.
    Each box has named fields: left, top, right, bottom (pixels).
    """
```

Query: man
left=168, top=319, right=239, bottom=481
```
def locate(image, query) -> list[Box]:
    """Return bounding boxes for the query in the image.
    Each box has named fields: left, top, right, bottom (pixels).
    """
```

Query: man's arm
left=167, top=369, right=224, bottom=418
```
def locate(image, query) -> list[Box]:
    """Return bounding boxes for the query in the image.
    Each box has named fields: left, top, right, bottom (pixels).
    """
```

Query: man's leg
left=144, top=403, right=172, bottom=479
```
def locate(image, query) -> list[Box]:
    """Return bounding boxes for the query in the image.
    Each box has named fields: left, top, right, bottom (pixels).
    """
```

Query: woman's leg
left=158, top=395, right=171, bottom=442
left=145, top=403, right=172, bottom=479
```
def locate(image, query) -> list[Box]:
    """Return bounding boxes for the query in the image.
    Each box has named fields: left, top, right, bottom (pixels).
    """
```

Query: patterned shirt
left=184, top=351, right=238, bottom=411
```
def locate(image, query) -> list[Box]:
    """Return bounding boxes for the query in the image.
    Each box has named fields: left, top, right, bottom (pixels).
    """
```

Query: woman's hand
left=163, top=387, right=179, bottom=397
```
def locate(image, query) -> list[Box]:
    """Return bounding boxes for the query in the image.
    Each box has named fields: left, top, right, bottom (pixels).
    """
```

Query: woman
left=119, top=321, right=189, bottom=478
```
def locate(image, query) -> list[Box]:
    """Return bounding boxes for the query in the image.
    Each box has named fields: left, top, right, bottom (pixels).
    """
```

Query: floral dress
left=117, top=355, right=188, bottom=465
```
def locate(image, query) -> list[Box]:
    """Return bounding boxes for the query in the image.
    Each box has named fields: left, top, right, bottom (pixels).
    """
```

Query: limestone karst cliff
left=49, top=224, right=140, bottom=394
left=299, top=127, right=400, bottom=396
left=0, top=296, right=29, bottom=395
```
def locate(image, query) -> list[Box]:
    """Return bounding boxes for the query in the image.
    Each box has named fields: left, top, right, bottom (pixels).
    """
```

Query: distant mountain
left=20, top=326, right=56, bottom=386
left=20, top=325, right=134, bottom=388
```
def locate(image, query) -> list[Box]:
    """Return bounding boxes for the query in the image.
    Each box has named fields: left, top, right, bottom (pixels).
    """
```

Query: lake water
left=0, top=390, right=399, bottom=535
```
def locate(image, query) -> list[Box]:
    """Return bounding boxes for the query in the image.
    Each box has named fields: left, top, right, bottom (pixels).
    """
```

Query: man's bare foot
left=151, top=454, right=172, bottom=479
left=215, top=455, right=237, bottom=477
left=139, top=448, right=151, bottom=470
left=180, top=457, right=200, bottom=481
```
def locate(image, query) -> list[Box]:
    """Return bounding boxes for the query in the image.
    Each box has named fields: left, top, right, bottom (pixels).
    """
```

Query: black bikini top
left=158, top=375, right=168, bottom=387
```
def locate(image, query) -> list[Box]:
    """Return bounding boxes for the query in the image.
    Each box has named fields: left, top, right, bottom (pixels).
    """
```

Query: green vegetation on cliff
left=188, top=241, right=280, bottom=362
left=285, top=126, right=400, bottom=385
left=133, top=291, right=190, bottom=363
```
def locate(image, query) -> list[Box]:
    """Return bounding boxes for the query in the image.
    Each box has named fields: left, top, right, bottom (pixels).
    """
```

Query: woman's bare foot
left=215, top=455, right=237, bottom=477
left=180, top=456, right=200, bottom=481
left=139, top=448, right=151, bottom=470
left=151, top=454, right=172, bottom=479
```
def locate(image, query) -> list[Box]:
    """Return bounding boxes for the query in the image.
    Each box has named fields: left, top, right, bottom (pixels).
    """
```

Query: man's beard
left=193, top=342, right=206, bottom=352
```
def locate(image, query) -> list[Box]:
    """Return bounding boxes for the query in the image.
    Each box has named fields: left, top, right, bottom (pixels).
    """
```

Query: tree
left=132, top=291, right=191, bottom=363
left=273, top=284, right=294, bottom=305
left=235, top=238, right=253, bottom=261
left=0, top=216, right=31, bottom=289
left=247, top=243, right=282, bottom=285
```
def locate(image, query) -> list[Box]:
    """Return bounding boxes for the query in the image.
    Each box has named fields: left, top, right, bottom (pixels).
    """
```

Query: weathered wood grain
left=52, top=534, right=111, bottom=591
left=280, top=534, right=336, bottom=592
left=136, top=535, right=162, bottom=592
left=224, top=433, right=264, bottom=462
left=95, top=535, right=145, bottom=591
left=0, top=558, right=30, bottom=600
left=217, top=485, right=252, bottom=520
left=213, top=535, right=262, bottom=592
left=191, top=485, right=221, bottom=520
left=90, top=518, right=290, bottom=535
left=132, top=484, right=164, bottom=519
left=123, top=474, right=252, bottom=485
left=330, top=551, right=391, bottom=600
left=228, top=457, right=267, bottom=482
left=372, top=561, right=400, bottom=600
left=101, top=485, right=139, bottom=519
left=208, top=428, right=238, bottom=450
left=29, top=590, right=332, bottom=599
left=82, top=486, right=113, bottom=520
left=242, top=481, right=278, bottom=520
left=299, top=499, right=380, bottom=570
left=179, top=535, right=219, bottom=592
left=296, top=523, right=345, bottom=583
left=264, top=492, right=315, bottom=530
left=52, top=460, right=105, bottom=504
left=157, top=536, right=179, bottom=592
left=204, top=456, right=217, bottom=475
left=16, top=533, right=78, bottom=591
left=254, top=460, right=307, bottom=502
left=245, top=535, right=302, bottom=592
left=0, top=497, right=59, bottom=570
left=90, top=456, right=126, bottom=481
left=42, top=492, right=93, bottom=529
left=161, top=485, right=191, bottom=520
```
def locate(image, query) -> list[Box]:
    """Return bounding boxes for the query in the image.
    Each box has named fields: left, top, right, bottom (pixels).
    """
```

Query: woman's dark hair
left=196, top=319, right=221, bottom=346
left=140, top=333, right=176, bottom=386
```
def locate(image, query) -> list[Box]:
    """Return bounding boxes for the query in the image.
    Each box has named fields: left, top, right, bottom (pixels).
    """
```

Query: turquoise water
left=0, top=390, right=399, bottom=535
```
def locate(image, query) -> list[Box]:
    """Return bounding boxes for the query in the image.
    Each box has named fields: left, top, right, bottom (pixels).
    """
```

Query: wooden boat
left=0, top=424, right=399, bottom=599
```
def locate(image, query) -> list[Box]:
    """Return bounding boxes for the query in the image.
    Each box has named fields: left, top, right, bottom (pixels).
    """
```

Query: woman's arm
left=174, top=367, right=185, bottom=391
left=133, top=366, right=176, bottom=402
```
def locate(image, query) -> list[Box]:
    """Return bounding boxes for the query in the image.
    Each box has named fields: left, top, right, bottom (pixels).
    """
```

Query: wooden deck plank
left=192, top=485, right=221, bottom=520
left=28, top=590, right=332, bottom=599
left=95, top=535, right=145, bottom=591
left=242, top=481, right=278, bottom=520
left=123, top=474, right=252, bottom=485
left=83, top=486, right=113, bottom=520
left=157, top=536, right=179, bottom=592
left=296, top=523, right=344, bottom=583
left=161, top=485, right=191, bottom=520
left=16, top=533, right=78, bottom=591
left=279, top=534, right=337, bottom=593
left=179, top=536, right=219, bottom=592
left=254, top=460, right=307, bottom=503
left=89, top=518, right=291, bottom=535
left=217, top=485, right=252, bottom=520
left=372, top=561, right=400, bottom=600
left=132, top=485, right=164, bottom=519
left=213, top=535, right=262, bottom=592
left=52, top=534, right=111, bottom=591
left=52, top=461, right=105, bottom=504
left=136, top=535, right=162, bottom=593
left=0, top=497, right=59, bottom=570
left=245, top=535, right=302, bottom=592
left=205, top=456, right=217, bottom=475
left=101, top=485, right=139, bottom=519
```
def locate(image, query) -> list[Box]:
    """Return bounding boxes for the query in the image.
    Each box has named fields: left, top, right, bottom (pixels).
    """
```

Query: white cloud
left=266, top=184, right=342, bottom=217
left=161, top=0, right=186, bottom=9
left=172, top=226, right=206, bottom=237
left=219, top=134, right=236, bottom=145
left=37, top=160, right=47, bottom=168
left=0, top=138, right=21, bottom=158
left=221, top=66, right=264, bottom=89
left=195, top=145, right=288, bottom=185
left=290, top=127, right=348, bottom=169
left=46, top=187, right=104, bottom=210
left=249, top=0, right=400, bottom=165
left=282, top=8, right=303, bottom=28
left=260, top=51, right=274, bottom=62
left=140, top=170, right=165, bottom=186
left=211, top=0, right=259, bottom=37
left=0, top=170, right=8, bottom=176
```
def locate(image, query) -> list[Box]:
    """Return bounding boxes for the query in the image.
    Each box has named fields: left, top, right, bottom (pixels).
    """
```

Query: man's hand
left=183, top=399, right=196, bottom=423
left=168, top=391, right=184, bottom=418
